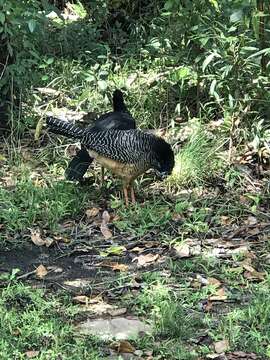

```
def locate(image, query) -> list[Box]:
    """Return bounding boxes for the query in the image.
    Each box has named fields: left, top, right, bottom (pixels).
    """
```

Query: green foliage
left=113, top=200, right=172, bottom=236
left=218, top=283, right=270, bottom=356
left=0, top=282, right=101, bottom=359
left=0, top=166, right=89, bottom=233
left=1, top=0, right=269, bottom=137
left=169, top=122, right=222, bottom=187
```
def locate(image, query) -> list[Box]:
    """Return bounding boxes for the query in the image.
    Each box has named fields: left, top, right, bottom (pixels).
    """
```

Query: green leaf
left=10, top=268, right=20, bottom=280
left=209, top=0, right=219, bottom=11
left=230, top=10, right=243, bottom=23
left=241, top=46, right=259, bottom=52
left=149, top=38, right=161, bottom=50
left=100, top=245, right=126, bottom=257
left=164, top=0, right=173, bottom=10
left=176, top=67, right=190, bottom=79
left=85, top=74, right=95, bottom=82
left=247, top=48, right=270, bottom=59
left=202, top=53, right=220, bottom=72
left=97, top=80, right=107, bottom=91
left=46, top=57, right=54, bottom=64
left=209, top=79, right=217, bottom=95
left=0, top=12, right=5, bottom=25
left=228, top=94, right=234, bottom=109
left=27, top=19, right=37, bottom=33
left=213, top=91, right=220, bottom=102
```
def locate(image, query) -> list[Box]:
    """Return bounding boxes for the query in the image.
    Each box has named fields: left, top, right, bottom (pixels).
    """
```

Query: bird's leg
left=101, top=166, right=105, bottom=186
left=130, top=185, right=136, bottom=204
left=123, top=186, right=129, bottom=207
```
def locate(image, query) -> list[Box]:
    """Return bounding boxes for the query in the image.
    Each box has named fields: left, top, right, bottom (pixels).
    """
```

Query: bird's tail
left=112, top=89, right=128, bottom=112
left=46, top=117, right=85, bottom=139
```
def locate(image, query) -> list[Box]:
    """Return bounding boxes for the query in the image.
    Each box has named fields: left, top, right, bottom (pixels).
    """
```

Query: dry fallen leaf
left=30, top=229, right=53, bottom=247
left=100, top=210, right=113, bottom=239
left=102, top=210, right=110, bottom=223
left=244, top=270, right=265, bottom=281
left=100, top=224, right=113, bottom=239
left=107, top=307, right=127, bottom=316
left=174, top=243, right=190, bottom=258
left=111, top=263, right=129, bottom=272
left=214, top=339, right=229, bottom=353
left=85, top=207, right=100, bottom=218
left=247, top=227, right=260, bottom=236
left=203, top=300, right=213, bottom=312
left=135, top=253, right=159, bottom=267
left=208, top=277, right=222, bottom=287
left=245, top=216, right=257, bottom=226
left=73, top=295, right=102, bottom=305
left=172, top=213, right=183, bottom=221
left=30, top=229, right=45, bottom=246
left=209, top=287, right=227, bottom=301
left=242, top=264, right=256, bottom=273
left=35, top=264, right=48, bottom=279
left=25, top=350, right=40, bottom=358
left=242, top=263, right=265, bottom=281
left=2, top=176, right=15, bottom=187
left=239, top=195, right=250, bottom=205
left=130, top=246, right=145, bottom=254
left=220, top=215, right=232, bottom=225
left=144, top=241, right=159, bottom=249
left=111, top=214, right=121, bottom=222
left=99, top=261, right=129, bottom=272
left=110, top=340, right=135, bottom=354
left=73, top=295, right=90, bottom=304
left=52, top=235, right=70, bottom=243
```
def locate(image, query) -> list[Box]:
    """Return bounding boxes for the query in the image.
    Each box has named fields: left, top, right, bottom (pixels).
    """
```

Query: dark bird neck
left=113, top=90, right=128, bottom=112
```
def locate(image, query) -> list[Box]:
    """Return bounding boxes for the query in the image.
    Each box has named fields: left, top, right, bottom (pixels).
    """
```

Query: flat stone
left=76, top=316, right=151, bottom=340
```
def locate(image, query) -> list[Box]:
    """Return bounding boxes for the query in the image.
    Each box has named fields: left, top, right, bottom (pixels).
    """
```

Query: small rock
left=76, top=316, right=151, bottom=340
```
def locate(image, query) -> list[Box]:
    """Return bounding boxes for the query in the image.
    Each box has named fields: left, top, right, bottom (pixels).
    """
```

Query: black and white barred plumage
left=65, top=89, right=136, bottom=181
left=46, top=116, right=174, bottom=177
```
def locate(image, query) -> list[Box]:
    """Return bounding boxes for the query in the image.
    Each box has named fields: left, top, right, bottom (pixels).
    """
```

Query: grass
left=0, top=148, right=270, bottom=360
left=0, top=282, right=102, bottom=359
left=1, top=263, right=269, bottom=359
left=1, top=2, right=270, bottom=358
left=1, top=173, right=270, bottom=358
left=219, top=283, right=270, bottom=355
left=0, top=165, right=91, bottom=236
left=143, top=261, right=270, bottom=358
left=169, top=122, right=224, bottom=188
left=112, top=199, right=172, bottom=236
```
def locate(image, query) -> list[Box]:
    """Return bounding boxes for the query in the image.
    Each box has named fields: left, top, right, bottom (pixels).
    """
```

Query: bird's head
left=152, top=137, right=175, bottom=180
